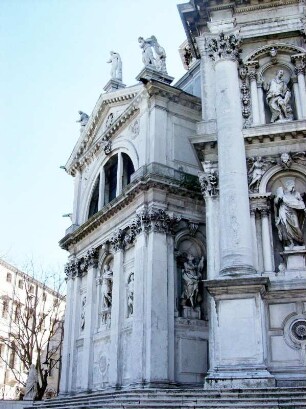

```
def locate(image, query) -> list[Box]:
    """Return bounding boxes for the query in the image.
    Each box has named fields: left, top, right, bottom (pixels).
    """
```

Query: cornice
left=145, top=80, right=202, bottom=111
left=59, top=173, right=203, bottom=251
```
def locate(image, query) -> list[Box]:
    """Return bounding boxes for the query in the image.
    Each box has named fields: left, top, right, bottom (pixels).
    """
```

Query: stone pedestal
left=204, top=277, right=275, bottom=389
left=182, top=306, right=201, bottom=320
left=103, top=78, right=126, bottom=93
left=136, top=67, right=174, bottom=85
left=280, top=246, right=306, bottom=278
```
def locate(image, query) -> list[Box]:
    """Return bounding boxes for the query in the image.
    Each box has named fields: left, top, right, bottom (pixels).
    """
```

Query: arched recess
left=241, top=42, right=305, bottom=125
left=97, top=251, right=114, bottom=330
left=174, top=230, right=207, bottom=319
left=81, top=139, right=139, bottom=223
left=258, top=163, right=306, bottom=270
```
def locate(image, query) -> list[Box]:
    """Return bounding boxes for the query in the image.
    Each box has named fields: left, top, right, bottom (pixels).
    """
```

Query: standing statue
left=24, top=364, right=38, bottom=401
left=106, top=51, right=122, bottom=81
left=127, top=273, right=134, bottom=317
left=76, top=111, right=89, bottom=127
left=181, top=254, right=204, bottom=309
left=138, top=36, right=155, bottom=67
left=274, top=180, right=306, bottom=247
left=150, top=36, right=167, bottom=74
left=264, top=70, right=293, bottom=123
left=248, top=157, right=266, bottom=191
left=102, top=264, right=113, bottom=309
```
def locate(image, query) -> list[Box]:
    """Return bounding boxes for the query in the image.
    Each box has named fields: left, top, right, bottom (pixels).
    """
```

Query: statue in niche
left=264, top=70, right=293, bottom=123
left=80, top=296, right=86, bottom=331
left=102, top=264, right=113, bottom=309
left=106, top=51, right=122, bottom=81
left=138, top=35, right=168, bottom=74
left=181, top=254, right=204, bottom=309
left=76, top=111, right=89, bottom=127
left=274, top=180, right=306, bottom=248
left=127, top=273, right=134, bottom=317
left=24, top=364, right=38, bottom=401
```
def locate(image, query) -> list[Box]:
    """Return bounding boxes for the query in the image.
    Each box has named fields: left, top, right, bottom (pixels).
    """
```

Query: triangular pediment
left=65, top=84, right=143, bottom=175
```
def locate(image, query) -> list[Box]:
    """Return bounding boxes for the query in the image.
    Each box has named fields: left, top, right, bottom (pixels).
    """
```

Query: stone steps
left=27, top=387, right=306, bottom=409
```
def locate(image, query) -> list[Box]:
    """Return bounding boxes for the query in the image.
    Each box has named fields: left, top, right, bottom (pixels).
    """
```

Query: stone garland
left=239, top=66, right=252, bottom=127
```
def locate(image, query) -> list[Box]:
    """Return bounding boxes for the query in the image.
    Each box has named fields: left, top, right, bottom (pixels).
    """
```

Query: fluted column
left=292, top=54, right=306, bottom=119
left=207, top=32, right=255, bottom=277
left=260, top=209, right=274, bottom=273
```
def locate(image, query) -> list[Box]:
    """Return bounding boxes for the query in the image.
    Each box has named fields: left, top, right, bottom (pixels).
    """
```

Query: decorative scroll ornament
left=239, top=66, right=251, bottom=127
left=198, top=161, right=218, bottom=197
left=206, top=31, right=241, bottom=62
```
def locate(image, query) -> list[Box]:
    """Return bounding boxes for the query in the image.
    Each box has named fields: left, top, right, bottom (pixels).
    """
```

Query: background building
left=0, top=259, right=65, bottom=400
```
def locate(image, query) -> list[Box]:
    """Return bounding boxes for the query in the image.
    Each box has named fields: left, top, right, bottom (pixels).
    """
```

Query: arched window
left=88, top=175, right=100, bottom=219
left=87, top=152, right=135, bottom=220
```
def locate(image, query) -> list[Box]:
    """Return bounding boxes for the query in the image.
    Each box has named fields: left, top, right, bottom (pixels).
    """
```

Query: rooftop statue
left=76, top=111, right=89, bottom=127
left=274, top=180, right=306, bottom=248
left=107, top=51, right=122, bottom=81
left=264, top=70, right=293, bottom=123
left=138, top=35, right=168, bottom=74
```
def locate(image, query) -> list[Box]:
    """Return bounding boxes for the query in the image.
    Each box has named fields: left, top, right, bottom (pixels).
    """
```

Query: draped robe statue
left=274, top=180, right=306, bottom=247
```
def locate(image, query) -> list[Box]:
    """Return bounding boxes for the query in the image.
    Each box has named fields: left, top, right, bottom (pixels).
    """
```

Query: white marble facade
left=60, top=0, right=306, bottom=394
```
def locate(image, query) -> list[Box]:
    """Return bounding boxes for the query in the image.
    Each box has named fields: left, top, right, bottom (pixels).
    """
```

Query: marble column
left=292, top=54, right=306, bottom=119
left=116, top=153, right=123, bottom=197
left=292, top=77, right=303, bottom=120
left=204, top=31, right=274, bottom=389
left=82, top=250, right=98, bottom=390
left=145, top=230, right=170, bottom=385
left=260, top=209, right=274, bottom=273
left=108, top=248, right=123, bottom=387
left=250, top=209, right=259, bottom=271
left=207, top=33, right=255, bottom=277
left=247, top=63, right=260, bottom=125
left=59, top=266, right=75, bottom=395
left=257, top=81, right=266, bottom=124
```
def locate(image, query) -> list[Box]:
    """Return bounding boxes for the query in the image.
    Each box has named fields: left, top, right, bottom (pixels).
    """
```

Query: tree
left=0, top=266, right=65, bottom=400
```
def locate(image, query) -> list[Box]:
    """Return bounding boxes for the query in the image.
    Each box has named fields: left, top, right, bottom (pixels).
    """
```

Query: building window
left=29, top=285, right=34, bottom=294
left=2, top=300, right=9, bottom=319
left=88, top=175, right=100, bottom=219
left=122, top=153, right=135, bottom=188
left=9, top=344, right=16, bottom=368
left=104, top=155, right=118, bottom=205
left=18, top=279, right=23, bottom=289
left=6, top=273, right=12, bottom=283
left=42, top=292, right=47, bottom=302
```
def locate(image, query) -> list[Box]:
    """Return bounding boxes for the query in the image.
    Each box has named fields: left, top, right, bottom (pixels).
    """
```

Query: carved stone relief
left=283, top=313, right=306, bottom=350
left=198, top=161, right=218, bottom=197
left=239, top=66, right=251, bottom=127
left=247, top=156, right=276, bottom=192
left=206, top=31, right=241, bottom=62
left=180, top=253, right=204, bottom=310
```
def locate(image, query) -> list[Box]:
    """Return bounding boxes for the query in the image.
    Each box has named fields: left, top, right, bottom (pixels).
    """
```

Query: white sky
left=0, top=0, right=188, bottom=274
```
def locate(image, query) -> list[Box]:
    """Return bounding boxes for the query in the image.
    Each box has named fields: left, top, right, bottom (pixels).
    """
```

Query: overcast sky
left=0, top=0, right=187, bottom=274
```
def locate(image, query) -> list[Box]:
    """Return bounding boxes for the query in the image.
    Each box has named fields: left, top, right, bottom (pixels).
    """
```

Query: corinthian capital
left=291, top=53, right=306, bottom=76
left=206, top=31, right=241, bottom=62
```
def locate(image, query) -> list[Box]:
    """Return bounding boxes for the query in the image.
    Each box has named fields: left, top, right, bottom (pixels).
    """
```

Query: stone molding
left=59, top=167, right=203, bottom=251
left=244, top=43, right=306, bottom=65
left=204, top=277, right=270, bottom=297
left=206, top=31, right=241, bottom=63
left=65, top=248, right=99, bottom=279
left=109, top=208, right=181, bottom=252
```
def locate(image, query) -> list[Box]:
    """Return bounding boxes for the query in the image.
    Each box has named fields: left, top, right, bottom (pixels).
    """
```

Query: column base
left=204, top=367, right=275, bottom=389
left=219, top=264, right=257, bottom=277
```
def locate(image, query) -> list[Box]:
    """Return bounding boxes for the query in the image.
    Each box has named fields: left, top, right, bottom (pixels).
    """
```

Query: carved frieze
left=247, top=156, right=276, bottom=193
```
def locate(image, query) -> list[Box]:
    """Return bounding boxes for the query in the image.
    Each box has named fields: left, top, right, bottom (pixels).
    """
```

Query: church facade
left=59, top=0, right=306, bottom=394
